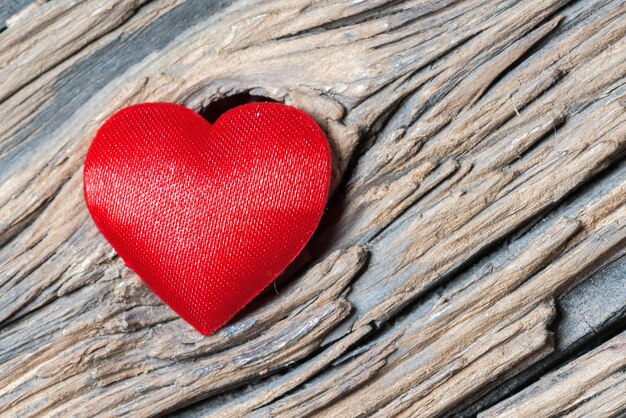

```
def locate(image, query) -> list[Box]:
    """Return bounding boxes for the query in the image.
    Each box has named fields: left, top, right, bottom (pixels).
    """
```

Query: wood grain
left=0, top=0, right=624, bottom=416
left=481, top=331, right=626, bottom=418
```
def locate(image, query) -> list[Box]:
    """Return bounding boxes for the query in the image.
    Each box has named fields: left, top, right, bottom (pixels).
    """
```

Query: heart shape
left=84, top=102, right=331, bottom=335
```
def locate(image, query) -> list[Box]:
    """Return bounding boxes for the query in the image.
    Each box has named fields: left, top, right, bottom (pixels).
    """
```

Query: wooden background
left=1, top=0, right=625, bottom=416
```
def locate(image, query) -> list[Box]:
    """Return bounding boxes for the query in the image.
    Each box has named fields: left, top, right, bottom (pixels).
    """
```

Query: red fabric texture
left=84, top=102, right=331, bottom=335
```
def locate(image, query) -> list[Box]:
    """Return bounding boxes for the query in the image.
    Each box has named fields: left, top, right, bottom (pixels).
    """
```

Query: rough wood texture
left=0, top=0, right=625, bottom=417
left=481, top=331, right=626, bottom=418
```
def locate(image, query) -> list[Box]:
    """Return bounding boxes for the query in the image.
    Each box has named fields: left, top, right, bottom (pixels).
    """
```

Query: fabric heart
left=84, top=102, right=331, bottom=335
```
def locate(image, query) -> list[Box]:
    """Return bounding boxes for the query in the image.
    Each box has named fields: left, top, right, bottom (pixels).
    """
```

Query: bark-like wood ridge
left=0, top=0, right=625, bottom=417
left=481, top=331, right=626, bottom=418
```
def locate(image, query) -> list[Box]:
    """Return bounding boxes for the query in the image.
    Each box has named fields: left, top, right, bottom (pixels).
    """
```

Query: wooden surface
left=0, top=0, right=625, bottom=417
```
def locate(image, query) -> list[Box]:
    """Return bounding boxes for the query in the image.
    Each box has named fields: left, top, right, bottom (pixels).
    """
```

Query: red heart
left=84, top=102, right=331, bottom=335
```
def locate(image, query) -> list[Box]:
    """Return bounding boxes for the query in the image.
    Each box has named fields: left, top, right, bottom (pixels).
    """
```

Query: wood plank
left=480, top=331, right=626, bottom=417
left=0, top=0, right=32, bottom=32
left=0, top=0, right=625, bottom=416
left=434, top=160, right=626, bottom=417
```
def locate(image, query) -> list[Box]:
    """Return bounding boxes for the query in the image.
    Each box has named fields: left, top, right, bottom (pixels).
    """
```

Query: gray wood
left=0, top=0, right=33, bottom=32
left=1, top=0, right=625, bottom=416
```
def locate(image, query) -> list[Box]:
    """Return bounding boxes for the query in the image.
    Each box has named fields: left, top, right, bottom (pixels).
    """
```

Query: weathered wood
left=480, top=331, right=626, bottom=417
left=0, top=0, right=625, bottom=416
left=453, top=162, right=626, bottom=417
left=0, top=0, right=31, bottom=32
